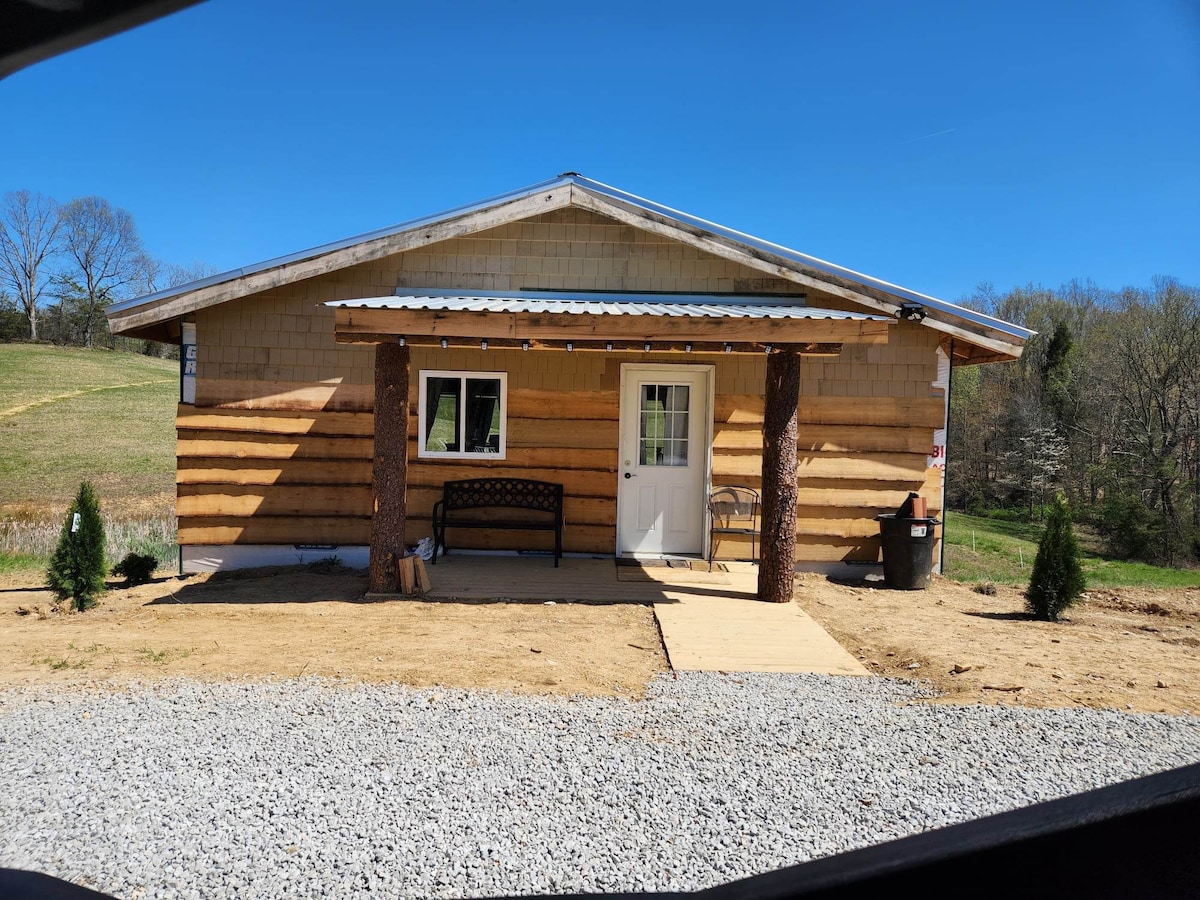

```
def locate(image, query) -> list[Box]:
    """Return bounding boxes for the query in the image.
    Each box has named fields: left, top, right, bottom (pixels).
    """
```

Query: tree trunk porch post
left=368, top=340, right=409, bottom=594
left=758, top=346, right=800, bottom=603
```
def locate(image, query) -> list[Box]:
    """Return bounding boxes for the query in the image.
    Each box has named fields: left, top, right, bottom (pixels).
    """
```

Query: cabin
left=106, top=174, right=1030, bottom=600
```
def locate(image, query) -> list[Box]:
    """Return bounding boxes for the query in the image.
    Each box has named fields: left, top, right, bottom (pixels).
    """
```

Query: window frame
left=416, top=370, right=508, bottom=460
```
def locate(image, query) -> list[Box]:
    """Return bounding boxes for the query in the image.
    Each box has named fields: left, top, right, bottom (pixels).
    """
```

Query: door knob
left=624, top=472, right=635, bottom=479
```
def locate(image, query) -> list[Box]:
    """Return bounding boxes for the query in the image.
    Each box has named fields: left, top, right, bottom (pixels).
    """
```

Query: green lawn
left=0, top=344, right=179, bottom=573
left=943, top=511, right=1200, bottom=589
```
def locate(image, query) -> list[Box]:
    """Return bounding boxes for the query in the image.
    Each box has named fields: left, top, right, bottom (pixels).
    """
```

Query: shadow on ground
left=145, top=566, right=369, bottom=605
left=962, top=610, right=1038, bottom=621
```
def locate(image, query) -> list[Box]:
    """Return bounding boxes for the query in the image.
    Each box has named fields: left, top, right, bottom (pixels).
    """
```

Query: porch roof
left=325, top=290, right=889, bottom=321
left=326, top=289, right=892, bottom=352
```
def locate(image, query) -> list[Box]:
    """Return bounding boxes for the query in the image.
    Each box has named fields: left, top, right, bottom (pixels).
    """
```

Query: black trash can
left=875, top=514, right=941, bottom=590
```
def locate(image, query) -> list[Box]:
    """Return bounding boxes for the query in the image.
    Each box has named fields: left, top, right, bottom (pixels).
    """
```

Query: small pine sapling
left=46, top=482, right=107, bottom=611
left=1026, top=493, right=1086, bottom=621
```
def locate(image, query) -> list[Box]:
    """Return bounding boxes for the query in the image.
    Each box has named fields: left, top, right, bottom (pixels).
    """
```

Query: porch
left=419, top=555, right=868, bottom=676
left=328, top=289, right=895, bottom=603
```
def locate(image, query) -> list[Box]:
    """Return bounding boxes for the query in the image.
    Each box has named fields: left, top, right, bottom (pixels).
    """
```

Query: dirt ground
left=795, top=573, right=1200, bottom=716
left=3, top=565, right=1199, bottom=715
left=0, top=567, right=667, bottom=697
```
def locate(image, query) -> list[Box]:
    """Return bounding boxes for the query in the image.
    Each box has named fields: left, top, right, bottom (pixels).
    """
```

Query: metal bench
left=431, top=478, right=564, bottom=567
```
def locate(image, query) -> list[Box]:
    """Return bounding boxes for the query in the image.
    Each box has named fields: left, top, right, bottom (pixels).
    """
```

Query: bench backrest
left=441, top=478, right=563, bottom=513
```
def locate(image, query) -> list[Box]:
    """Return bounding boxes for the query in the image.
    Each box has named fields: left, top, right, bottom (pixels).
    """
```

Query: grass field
left=943, top=511, right=1200, bottom=589
left=0, top=343, right=178, bottom=572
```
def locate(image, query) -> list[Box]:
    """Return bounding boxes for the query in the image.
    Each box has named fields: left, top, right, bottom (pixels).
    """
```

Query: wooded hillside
left=949, top=277, right=1199, bottom=566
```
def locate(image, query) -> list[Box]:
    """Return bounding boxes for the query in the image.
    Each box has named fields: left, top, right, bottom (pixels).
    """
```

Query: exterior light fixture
left=566, top=342, right=574, bottom=352
left=398, top=336, right=406, bottom=347
left=480, top=339, right=488, bottom=350
left=643, top=342, right=651, bottom=352
left=724, top=343, right=733, bottom=353
left=521, top=340, right=530, bottom=351
left=684, top=343, right=693, bottom=353
left=764, top=344, right=773, bottom=353
left=605, top=341, right=613, bottom=352
left=897, top=303, right=927, bottom=322
left=440, top=338, right=449, bottom=349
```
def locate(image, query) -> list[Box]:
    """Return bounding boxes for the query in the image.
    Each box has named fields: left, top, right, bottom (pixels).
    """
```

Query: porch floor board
left=421, top=555, right=867, bottom=676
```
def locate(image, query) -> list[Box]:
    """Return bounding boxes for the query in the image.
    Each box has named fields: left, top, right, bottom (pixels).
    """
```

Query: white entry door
left=617, top=365, right=711, bottom=556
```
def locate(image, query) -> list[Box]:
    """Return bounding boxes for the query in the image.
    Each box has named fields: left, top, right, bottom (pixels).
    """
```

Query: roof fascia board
left=107, top=178, right=576, bottom=333
left=567, top=185, right=1025, bottom=360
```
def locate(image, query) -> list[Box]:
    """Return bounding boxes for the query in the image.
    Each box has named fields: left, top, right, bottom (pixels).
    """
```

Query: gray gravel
left=2, top=673, right=1199, bottom=899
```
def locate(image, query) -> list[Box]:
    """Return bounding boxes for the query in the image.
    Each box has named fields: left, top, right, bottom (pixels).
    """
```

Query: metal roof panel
left=326, top=290, right=887, bottom=321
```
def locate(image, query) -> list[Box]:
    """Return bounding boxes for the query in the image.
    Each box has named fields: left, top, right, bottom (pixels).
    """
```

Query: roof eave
left=106, top=175, right=578, bottom=333
left=569, top=175, right=1033, bottom=342
left=565, top=182, right=1030, bottom=360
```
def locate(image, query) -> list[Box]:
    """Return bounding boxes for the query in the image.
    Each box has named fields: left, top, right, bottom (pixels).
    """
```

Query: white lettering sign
left=927, top=348, right=950, bottom=468
left=181, top=322, right=197, bottom=404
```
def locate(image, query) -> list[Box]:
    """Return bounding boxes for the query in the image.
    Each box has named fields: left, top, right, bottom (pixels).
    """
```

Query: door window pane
left=639, top=383, right=689, bottom=466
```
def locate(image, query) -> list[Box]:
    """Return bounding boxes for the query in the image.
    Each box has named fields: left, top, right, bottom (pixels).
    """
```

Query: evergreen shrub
left=1026, top=493, right=1086, bottom=622
left=112, top=552, right=157, bottom=586
left=46, top=482, right=107, bottom=611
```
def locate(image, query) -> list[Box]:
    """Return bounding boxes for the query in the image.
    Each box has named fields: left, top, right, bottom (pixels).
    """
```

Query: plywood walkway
left=422, top=556, right=867, bottom=676
left=653, top=595, right=868, bottom=675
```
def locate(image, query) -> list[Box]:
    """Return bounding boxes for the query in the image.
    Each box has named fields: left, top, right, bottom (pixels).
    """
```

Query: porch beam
left=368, top=341, right=409, bottom=594
left=332, top=307, right=889, bottom=345
left=334, top=332, right=844, bottom=356
left=758, top=347, right=800, bottom=603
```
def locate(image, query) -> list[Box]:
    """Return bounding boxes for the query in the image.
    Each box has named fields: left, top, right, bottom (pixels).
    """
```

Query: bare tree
left=57, top=196, right=148, bottom=347
left=146, top=259, right=218, bottom=292
left=0, top=190, right=61, bottom=341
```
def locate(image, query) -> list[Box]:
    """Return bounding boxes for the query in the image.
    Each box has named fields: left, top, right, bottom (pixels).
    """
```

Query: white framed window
left=417, top=370, right=507, bottom=459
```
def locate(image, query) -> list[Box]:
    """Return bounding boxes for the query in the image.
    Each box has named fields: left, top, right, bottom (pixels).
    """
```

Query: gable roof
left=107, top=174, right=1032, bottom=362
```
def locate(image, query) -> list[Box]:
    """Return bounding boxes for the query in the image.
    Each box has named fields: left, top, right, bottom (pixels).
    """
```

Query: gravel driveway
left=3, top=673, right=1199, bottom=899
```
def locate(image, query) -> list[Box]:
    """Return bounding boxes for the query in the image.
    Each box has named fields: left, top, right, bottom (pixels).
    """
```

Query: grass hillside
left=943, top=511, right=1200, bottom=589
left=0, top=344, right=178, bottom=573
left=0, top=344, right=177, bottom=514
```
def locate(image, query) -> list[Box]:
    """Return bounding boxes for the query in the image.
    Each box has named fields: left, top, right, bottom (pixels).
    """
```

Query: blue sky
left=2, top=0, right=1198, bottom=307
